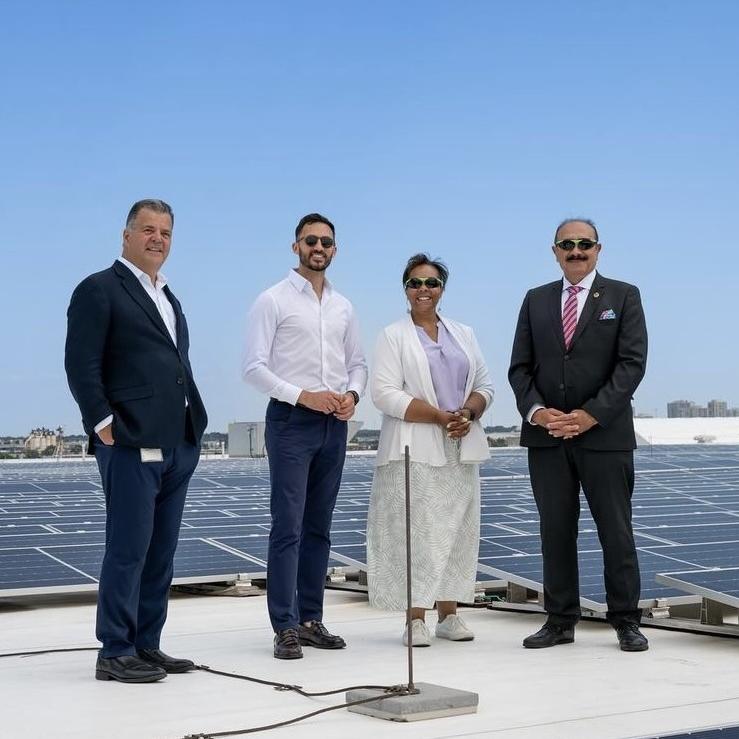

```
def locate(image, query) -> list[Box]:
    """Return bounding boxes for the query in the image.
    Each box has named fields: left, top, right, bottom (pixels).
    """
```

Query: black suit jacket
left=65, top=260, right=208, bottom=450
left=508, top=272, right=647, bottom=451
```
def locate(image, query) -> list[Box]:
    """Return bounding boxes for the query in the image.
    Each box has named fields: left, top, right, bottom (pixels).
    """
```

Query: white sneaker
left=402, top=619, right=431, bottom=647
left=435, top=614, right=475, bottom=641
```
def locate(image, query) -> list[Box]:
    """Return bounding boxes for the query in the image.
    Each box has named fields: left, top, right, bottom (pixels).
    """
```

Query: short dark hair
left=554, top=218, right=599, bottom=243
left=126, top=199, right=174, bottom=228
left=294, top=212, right=335, bottom=240
left=402, top=253, right=449, bottom=287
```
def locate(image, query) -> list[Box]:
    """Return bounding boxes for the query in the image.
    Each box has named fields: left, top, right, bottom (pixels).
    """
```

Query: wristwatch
left=348, top=390, right=360, bottom=406
left=462, top=406, right=476, bottom=421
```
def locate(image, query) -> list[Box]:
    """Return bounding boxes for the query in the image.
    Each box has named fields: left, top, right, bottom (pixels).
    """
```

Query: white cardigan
left=371, top=315, right=494, bottom=467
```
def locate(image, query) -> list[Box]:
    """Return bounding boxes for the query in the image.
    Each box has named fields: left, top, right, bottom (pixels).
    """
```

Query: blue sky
left=1, top=1, right=738, bottom=434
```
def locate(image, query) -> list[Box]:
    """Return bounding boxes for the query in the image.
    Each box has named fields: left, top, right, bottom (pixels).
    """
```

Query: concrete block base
left=346, top=682, right=479, bottom=722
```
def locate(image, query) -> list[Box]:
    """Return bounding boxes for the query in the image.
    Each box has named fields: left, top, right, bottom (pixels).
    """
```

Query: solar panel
left=655, top=567, right=739, bottom=609
left=1, top=447, right=739, bottom=609
left=645, top=727, right=739, bottom=739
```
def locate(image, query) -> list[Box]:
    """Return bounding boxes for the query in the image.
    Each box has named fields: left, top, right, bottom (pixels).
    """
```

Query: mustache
left=566, top=255, right=589, bottom=261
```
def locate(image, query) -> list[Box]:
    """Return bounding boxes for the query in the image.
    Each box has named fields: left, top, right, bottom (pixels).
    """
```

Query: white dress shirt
left=242, top=269, right=367, bottom=406
left=527, top=269, right=596, bottom=424
left=94, top=257, right=177, bottom=433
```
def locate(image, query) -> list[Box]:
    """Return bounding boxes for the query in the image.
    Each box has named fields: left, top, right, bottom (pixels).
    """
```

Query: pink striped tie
left=562, top=285, right=583, bottom=350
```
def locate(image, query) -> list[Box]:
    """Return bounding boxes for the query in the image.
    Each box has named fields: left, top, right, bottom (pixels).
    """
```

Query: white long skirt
left=367, top=436, right=480, bottom=610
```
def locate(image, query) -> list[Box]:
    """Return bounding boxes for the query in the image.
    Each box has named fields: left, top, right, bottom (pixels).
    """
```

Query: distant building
left=708, top=399, right=728, bottom=418
left=24, top=427, right=59, bottom=453
left=667, top=400, right=694, bottom=418
left=228, top=422, right=267, bottom=457
left=0, top=437, right=26, bottom=456
left=668, top=399, right=732, bottom=419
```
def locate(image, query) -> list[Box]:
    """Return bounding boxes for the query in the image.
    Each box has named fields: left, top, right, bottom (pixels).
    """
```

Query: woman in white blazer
left=367, top=254, right=494, bottom=647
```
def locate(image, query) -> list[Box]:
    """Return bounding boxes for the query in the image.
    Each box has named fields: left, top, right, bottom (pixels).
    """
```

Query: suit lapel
left=548, top=281, right=566, bottom=351
left=164, top=285, right=185, bottom=350
left=113, top=261, right=177, bottom=348
left=570, top=272, right=604, bottom=347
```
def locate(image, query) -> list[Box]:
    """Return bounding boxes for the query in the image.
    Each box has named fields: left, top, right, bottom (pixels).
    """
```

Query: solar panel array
left=2, top=446, right=739, bottom=609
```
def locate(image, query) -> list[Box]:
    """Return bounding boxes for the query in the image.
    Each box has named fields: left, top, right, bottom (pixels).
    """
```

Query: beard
left=299, top=250, right=332, bottom=272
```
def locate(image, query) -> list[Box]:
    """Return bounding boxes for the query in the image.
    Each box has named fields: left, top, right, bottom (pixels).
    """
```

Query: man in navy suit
left=65, top=199, right=207, bottom=682
left=508, top=218, right=649, bottom=652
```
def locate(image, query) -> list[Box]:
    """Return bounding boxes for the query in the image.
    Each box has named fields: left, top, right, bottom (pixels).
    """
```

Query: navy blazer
left=508, top=272, right=647, bottom=451
left=65, top=260, right=208, bottom=450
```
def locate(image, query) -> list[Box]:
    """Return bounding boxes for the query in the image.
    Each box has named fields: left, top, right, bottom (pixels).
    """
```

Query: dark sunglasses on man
left=298, top=235, right=335, bottom=248
left=555, top=238, right=598, bottom=252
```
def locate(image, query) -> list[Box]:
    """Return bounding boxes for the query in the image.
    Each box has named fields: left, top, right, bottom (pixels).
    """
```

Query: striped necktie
left=562, top=285, right=583, bottom=350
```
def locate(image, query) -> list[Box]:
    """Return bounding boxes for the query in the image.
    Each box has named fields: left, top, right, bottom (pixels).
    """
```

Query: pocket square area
left=599, top=309, right=617, bottom=320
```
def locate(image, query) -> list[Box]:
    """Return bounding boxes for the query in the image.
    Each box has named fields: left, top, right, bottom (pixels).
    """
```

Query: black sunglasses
left=298, top=235, right=335, bottom=248
left=404, top=277, right=444, bottom=289
left=555, top=238, right=598, bottom=252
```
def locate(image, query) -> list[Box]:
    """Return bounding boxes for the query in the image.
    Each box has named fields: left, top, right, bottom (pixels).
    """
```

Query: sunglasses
left=555, top=238, right=598, bottom=251
left=298, top=235, right=335, bottom=248
left=404, top=277, right=444, bottom=289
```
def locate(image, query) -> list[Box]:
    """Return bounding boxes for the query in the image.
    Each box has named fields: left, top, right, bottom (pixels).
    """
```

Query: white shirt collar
left=287, top=268, right=332, bottom=295
left=117, top=256, right=168, bottom=289
left=563, top=269, right=596, bottom=292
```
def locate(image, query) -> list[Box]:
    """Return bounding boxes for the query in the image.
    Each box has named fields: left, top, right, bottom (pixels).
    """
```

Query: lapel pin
left=593, top=292, right=600, bottom=298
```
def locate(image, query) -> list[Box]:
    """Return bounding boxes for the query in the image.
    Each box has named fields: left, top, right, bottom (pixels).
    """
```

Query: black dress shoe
left=137, top=648, right=196, bottom=673
left=298, top=621, right=346, bottom=649
left=523, top=623, right=575, bottom=649
left=616, top=623, right=649, bottom=652
left=274, top=628, right=303, bottom=660
left=95, top=655, right=167, bottom=683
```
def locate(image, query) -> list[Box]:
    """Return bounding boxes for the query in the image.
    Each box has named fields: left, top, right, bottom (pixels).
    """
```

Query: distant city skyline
left=667, top=399, right=739, bottom=419
left=8, top=396, right=739, bottom=436
left=1, top=2, right=738, bottom=436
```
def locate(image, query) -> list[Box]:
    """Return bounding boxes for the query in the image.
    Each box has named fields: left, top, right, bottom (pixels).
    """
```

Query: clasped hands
left=298, top=390, right=356, bottom=420
left=532, top=408, right=597, bottom=439
left=437, top=408, right=473, bottom=439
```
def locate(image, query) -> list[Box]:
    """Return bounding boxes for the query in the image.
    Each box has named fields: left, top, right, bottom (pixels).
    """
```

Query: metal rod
left=404, top=444, right=414, bottom=691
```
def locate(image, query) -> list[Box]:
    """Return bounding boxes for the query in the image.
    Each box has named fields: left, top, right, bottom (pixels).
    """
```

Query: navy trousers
left=265, top=399, right=347, bottom=632
left=94, top=441, right=200, bottom=657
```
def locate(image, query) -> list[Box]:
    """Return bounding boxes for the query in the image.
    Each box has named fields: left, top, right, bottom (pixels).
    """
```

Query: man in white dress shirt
left=243, top=213, right=367, bottom=659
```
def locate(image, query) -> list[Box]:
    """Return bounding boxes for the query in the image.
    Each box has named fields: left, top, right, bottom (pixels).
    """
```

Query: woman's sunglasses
left=404, top=277, right=444, bottom=289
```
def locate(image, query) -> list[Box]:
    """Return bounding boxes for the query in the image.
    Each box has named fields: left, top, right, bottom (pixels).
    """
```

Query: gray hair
left=554, top=218, right=599, bottom=243
left=125, top=199, right=174, bottom=228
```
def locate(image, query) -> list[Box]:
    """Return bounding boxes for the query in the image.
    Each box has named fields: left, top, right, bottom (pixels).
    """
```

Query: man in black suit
left=508, top=218, right=648, bottom=652
left=65, top=199, right=207, bottom=682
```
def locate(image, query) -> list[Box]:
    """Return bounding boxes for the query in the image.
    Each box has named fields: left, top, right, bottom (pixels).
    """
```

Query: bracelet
left=348, top=390, right=360, bottom=406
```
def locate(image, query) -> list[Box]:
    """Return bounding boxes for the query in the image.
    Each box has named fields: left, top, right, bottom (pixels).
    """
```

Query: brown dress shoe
left=298, top=621, right=346, bottom=649
left=274, top=628, right=303, bottom=659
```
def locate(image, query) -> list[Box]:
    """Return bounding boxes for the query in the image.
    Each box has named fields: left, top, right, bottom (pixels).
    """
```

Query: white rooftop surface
left=635, top=418, right=739, bottom=445
left=3, top=589, right=739, bottom=739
